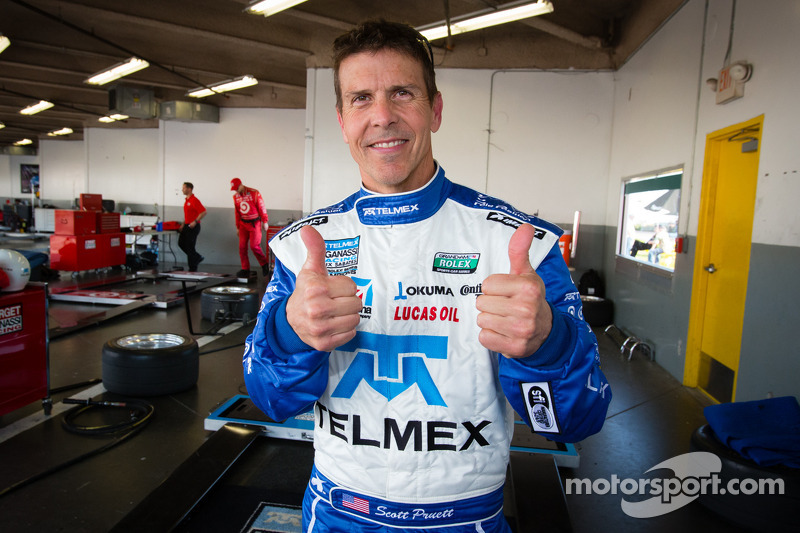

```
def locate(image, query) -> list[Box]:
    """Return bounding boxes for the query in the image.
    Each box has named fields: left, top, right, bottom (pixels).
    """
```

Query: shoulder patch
left=277, top=215, right=328, bottom=240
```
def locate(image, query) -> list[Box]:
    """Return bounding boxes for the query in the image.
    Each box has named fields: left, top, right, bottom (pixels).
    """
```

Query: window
left=618, top=168, right=682, bottom=272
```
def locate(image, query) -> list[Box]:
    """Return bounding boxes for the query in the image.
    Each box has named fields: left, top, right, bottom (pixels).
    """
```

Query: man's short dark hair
left=183, top=182, right=194, bottom=190
left=333, top=20, right=437, bottom=112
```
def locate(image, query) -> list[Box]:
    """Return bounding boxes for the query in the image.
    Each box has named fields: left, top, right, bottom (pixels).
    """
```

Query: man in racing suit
left=231, top=177, right=270, bottom=277
left=243, top=20, right=611, bottom=532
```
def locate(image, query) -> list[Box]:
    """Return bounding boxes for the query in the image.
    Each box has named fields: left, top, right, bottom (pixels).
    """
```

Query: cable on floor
left=0, top=398, right=154, bottom=498
left=199, top=341, right=245, bottom=356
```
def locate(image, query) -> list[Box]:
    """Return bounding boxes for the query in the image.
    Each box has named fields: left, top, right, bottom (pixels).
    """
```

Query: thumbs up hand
left=285, top=226, right=363, bottom=352
left=476, top=224, right=553, bottom=358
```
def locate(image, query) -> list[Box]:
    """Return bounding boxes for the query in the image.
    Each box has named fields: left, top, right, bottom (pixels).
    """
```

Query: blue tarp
left=705, top=396, right=800, bottom=468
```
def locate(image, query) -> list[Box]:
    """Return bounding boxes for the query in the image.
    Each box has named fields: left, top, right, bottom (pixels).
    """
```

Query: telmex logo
left=362, top=204, right=419, bottom=216
left=332, top=332, right=448, bottom=406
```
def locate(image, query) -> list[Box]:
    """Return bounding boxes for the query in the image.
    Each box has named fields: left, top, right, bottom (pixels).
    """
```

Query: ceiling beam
left=7, top=41, right=306, bottom=92
left=18, top=0, right=313, bottom=59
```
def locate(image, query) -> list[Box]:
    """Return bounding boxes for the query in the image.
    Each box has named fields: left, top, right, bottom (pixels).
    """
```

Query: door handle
left=704, top=263, right=717, bottom=273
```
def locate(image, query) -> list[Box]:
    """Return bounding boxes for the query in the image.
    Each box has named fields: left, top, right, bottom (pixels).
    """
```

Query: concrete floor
left=0, top=255, right=755, bottom=532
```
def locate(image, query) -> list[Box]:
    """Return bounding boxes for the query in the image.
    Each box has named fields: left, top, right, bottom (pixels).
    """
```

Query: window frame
left=616, top=166, right=683, bottom=278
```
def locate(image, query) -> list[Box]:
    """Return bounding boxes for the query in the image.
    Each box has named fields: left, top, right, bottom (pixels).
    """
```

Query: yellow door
left=684, top=116, right=763, bottom=402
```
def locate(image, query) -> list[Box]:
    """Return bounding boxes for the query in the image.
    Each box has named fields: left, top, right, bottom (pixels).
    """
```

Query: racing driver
left=244, top=20, right=611, bottom=533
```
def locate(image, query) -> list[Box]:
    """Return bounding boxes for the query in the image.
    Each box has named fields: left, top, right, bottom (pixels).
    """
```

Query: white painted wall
left=161, top=108, right=305, bottom=210
left=15, top=107, right=304, bottom=215
left=0, top=153, right=39, bottom=200
left=39, top=140, right=86, bottom=202
left=608, top=0, right=800, bottom=248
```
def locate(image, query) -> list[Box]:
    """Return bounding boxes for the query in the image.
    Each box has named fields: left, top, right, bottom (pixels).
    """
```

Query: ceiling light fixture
left=246, top=0, right=308, bottom=17
left=417, top=0, right=554, bottom=41
left=98, top=114, right=129, bottom=123
left=0, top=122, right=5, bottom=130
left=20, top=100, right=54, bottom=115
left=14, top=139, right=33, bottom=146
left=84, top=57, right=150, bottom=86
left=48, top=127, right=74, bottom=136
left=0, top=34, right=10, bottom=54
left=187, top=75, right=258, bottom=98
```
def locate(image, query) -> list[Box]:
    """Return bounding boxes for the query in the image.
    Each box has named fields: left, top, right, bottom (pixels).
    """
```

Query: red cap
left=230, top=178, right=242, bottom=191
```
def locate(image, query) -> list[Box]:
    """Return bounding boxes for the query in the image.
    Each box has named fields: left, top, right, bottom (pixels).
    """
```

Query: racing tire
left=690, top=425, right=800, bottom=533
left=580, top=295, right=613, bottom=327
left=200, top=285, right=260, bottom=321
left=102, top=333, right=199, bottom=397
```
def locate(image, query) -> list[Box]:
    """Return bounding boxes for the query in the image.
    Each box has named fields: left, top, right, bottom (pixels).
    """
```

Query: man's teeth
left=372, top=140, right=405, bottom=148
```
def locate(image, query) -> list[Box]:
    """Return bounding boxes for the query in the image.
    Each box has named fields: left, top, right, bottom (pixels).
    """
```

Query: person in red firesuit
left=230, top=177, right=270, bottom=277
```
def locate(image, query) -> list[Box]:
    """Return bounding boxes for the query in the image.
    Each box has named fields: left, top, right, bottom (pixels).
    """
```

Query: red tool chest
left=54, top=209, right=96, bottom=235
left=97, top=212, right=121, bottom=233
left=0, top=284, right=49, bottom=416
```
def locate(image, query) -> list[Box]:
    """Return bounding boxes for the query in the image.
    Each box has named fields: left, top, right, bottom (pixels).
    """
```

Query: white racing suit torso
left=243, top=165, right=611, bottom=530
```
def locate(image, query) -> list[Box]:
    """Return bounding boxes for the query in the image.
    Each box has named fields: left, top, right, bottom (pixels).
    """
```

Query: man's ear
left=430, top=92, right=443, bottom=133
left=337, top=108, right=349, bottom=144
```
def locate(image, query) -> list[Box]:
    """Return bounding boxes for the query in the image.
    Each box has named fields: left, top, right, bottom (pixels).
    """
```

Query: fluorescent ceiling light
left=187, top=75, right=258, bottom=98
left=0, top=34, right=9, bottom=54
left=14, top=139, right=33, bottom=146
left=417, top=0, right=554, bottom=41
left=85, top=57, right=149, bottom=86
left=48, top=127, right=73, bottom=136
left=0, top=122, right=5, bottom=130
left=20, top=100, right=54, bottom=115
left=246, top=0, right=307, bottom=17
left=98, top=114, right=129, bottom=123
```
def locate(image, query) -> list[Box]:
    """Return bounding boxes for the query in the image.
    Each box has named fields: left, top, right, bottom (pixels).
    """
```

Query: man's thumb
left=508, top=224, right=536, bottom=275
left=300, top=225, right=328, bottom=275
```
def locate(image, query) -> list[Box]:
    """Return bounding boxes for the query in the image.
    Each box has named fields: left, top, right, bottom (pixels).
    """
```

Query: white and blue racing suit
left=243, top=165, right=611, bottom=532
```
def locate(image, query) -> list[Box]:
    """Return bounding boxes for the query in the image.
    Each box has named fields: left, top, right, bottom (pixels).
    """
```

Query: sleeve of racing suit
left=243, top=259, right=331, bottom=421
left=255, top=190, right=268, bottom=223
left=233, top=196, right=241, bottom=229
left=498, top=243, right=611, bottom=443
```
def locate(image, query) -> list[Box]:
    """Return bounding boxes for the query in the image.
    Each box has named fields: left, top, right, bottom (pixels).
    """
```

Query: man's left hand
left=476, top=224, right=552, bottom=358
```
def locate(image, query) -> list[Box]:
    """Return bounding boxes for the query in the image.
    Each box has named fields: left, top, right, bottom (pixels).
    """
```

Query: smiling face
left=336, top=49, right=443, bottom=194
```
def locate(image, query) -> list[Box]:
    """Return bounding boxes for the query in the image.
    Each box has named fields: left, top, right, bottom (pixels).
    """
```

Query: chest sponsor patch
left=325, top=236, right=360, bottom=275
left=520, top=381, right=561, bottom=434
left=432, top=252, right=480, bottom=274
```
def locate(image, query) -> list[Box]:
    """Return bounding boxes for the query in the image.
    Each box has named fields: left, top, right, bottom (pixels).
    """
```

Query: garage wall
left=604, top=0, right=800, bottom=400
left=11, top=107, right=305, bottom=267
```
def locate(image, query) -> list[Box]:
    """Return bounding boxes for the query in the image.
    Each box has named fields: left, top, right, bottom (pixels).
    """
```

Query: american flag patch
left=342, top=494, right=370, bottom=514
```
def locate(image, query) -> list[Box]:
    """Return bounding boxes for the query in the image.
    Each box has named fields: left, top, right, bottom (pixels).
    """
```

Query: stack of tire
left=102, top=333, right=199, bottom=396
left=577, top=269, right=613, bottom=328
left=200, top=285, right=260, bottom=324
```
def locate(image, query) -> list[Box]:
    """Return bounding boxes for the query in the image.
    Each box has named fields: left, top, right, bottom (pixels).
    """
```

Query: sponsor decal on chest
left=324, top=236, right=360, bottom=275
left=431, top=252, right=480, bottom=274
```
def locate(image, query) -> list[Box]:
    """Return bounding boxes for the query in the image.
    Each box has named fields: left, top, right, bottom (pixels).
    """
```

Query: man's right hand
left=285, top=226, right=362, bottom=352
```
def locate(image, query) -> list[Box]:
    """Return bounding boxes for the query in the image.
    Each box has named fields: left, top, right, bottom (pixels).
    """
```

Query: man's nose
left=370, top=96, right=398, bottom=127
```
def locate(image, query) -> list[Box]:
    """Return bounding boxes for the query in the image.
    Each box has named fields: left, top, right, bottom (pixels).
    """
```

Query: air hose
left=0, top=398, right=154, bottom=498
